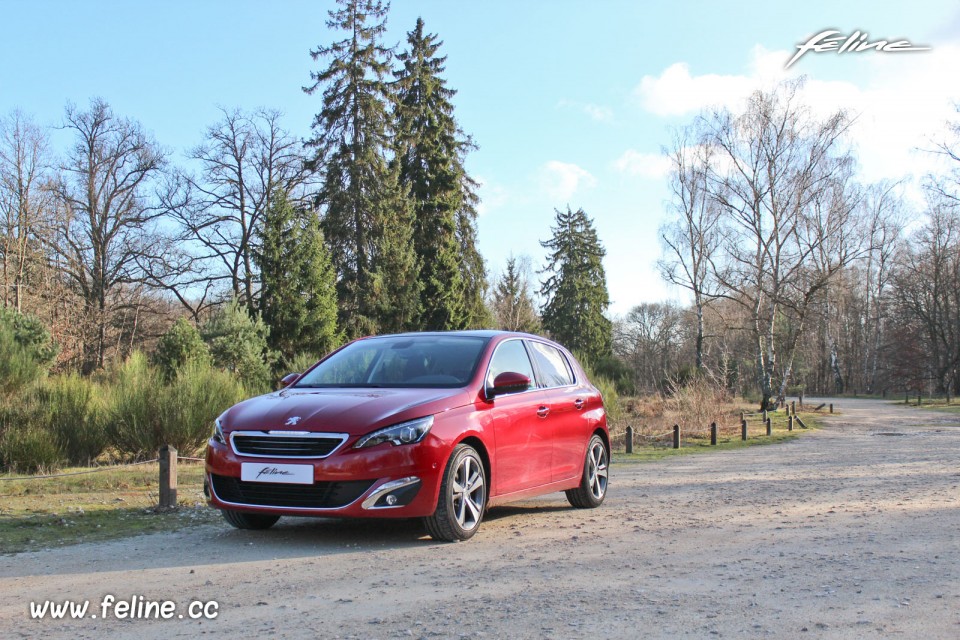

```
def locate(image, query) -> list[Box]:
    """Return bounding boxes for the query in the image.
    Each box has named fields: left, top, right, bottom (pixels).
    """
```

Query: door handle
left=537, top=406, right=549, bottom=418
left=574, top=398, right=584, bottom=410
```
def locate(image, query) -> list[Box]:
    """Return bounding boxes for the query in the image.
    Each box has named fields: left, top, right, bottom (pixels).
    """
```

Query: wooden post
left=796, top=416, right=808, bottom=429
left=829, top=403, right=833, bottom=414
left=710, top=422, right=717, bottom=446
left=159, top=445, right=177, bottom=508
left=788, top=416, right=793, bottom=431
left=740, top=411, right=745, bottom=423
left=791, top=400, right=796, bottom=416
left=625, top=425, right=634, bottom=454
left=799, top=392, right=803, bottom=407
left=918, top=391, right=922, bottom=406
left=741, top=419, right=747, bottom=441
left=761, top=409, right=767, bottom=422
left=905, top=391, right=909, bottom=405
left=672, top=424, right=680, bottom=449
left=766, top=417, right=772, bottom=436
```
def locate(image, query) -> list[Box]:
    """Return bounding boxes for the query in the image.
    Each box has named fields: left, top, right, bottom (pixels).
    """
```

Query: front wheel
left=566, top=434, right=608, bottom=508
left=423, top=444, right=486, bottom=542
left=220, top=509, right=280, bottom=530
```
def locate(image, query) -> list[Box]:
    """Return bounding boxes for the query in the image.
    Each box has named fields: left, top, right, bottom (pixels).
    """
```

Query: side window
left=485, top=340, right=535, bottom=388
left=527, top=341, right=574, bottom=388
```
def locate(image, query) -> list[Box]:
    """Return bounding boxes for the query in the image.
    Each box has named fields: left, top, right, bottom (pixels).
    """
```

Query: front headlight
left=353, top=416, right=434, bottom=449
left=212, top=417, right=225, bottom=444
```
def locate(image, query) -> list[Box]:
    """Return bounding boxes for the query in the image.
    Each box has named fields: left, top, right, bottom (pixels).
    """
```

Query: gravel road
left=2, top=398, right=959, bottom=639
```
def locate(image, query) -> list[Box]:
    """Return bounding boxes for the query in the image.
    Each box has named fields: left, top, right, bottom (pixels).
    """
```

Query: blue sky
left=3, top=0, right=960, bottom=315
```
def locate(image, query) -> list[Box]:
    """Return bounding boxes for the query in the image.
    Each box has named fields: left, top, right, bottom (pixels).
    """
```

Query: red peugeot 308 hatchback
left=205, top=331, right=609, bottom=541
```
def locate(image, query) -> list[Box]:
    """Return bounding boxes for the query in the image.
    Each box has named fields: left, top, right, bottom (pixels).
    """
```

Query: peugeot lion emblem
left=285, top=416, right=302, bottom=426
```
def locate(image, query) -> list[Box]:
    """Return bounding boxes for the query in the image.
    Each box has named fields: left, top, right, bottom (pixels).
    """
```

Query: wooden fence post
left=829, top=403, right=833, bottom=414
left=795, top=416, right=808, bottom=429
left=788, top=416, right=793, bottom=431
left=791, top=400, right=796, bottom=416
left=625, top=425, right=633, bottom=454
left=159, top=445, right=177, bottom=508
left=905, top=391, right=909, bottom=405
left=766, top=417, right=772, bottom=436
left=741, top=418, right=747, bottom=441
left=672, top=424, right=680, bottom=449
left=918, top=391, right=922, bottom=406
left=710, top=422, right=717, bottom=446
left=762, top=409, right=767, bottom=422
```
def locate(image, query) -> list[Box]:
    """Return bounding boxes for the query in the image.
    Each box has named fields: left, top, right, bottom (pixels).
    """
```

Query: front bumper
left=204, top=436, right=444, bottom=519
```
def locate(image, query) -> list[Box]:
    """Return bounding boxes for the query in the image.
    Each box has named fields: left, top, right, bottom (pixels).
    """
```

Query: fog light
left=385, top=494, right=398, bottom=506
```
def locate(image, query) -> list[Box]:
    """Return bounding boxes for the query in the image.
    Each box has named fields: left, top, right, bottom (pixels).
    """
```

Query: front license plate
left=241, top=462, right=313, bottom=484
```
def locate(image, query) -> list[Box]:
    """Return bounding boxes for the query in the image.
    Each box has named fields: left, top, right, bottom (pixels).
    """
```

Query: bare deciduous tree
left=702, top=79, right=861, bottom=409
left=658, top=127, right=721, bottom=371
left=159, top=108, right=307, bottom=317
left=0, top=110, right=54, bottom=312
left=54, top=99, right=166, bottom=372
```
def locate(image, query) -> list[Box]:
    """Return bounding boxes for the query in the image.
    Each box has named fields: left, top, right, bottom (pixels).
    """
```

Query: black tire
left=220, top=509, right=280, bottom=530
left=423, top=444, right=486, bottom=542
left=566, top=434, right=608, bottom=508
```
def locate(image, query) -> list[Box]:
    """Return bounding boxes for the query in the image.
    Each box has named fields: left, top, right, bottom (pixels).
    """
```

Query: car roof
left=358, top=330, right=548, bottom=341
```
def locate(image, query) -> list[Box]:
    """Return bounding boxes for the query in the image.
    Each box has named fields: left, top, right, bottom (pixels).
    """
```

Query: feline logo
left=285, top=416, right=302, bottom=426
left=787, top=30, right=930, bottom=68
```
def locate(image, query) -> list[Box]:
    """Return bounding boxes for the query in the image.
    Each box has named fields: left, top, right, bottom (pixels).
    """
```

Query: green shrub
left=157, top=360, right=248, bottom=454
left=0, top=424, right=64, bottom=474
left=103, top=351, right=163, bottom=458
left=152, top=317, right=211, bottom=380
left=0, top=324, right=44, bottom=396
left=40, top=374, right=107, bottom=465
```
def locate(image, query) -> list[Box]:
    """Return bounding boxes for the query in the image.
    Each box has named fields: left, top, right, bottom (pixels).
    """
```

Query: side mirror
left=487, top=371, right=532, bottom=398
left=279, top=373, right=300, bottom=388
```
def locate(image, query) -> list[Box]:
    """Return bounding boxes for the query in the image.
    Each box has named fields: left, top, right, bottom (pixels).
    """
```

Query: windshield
left=293, top=335, right=489, bottom=388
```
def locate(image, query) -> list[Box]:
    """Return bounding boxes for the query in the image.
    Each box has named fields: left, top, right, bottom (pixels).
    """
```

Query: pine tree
left=201, top=299, right=276, bottom=392
left=256, top=190, right=340, bottom=365
left=304, top=0, right=419, bottom=338
left=539, top=207, right=612, bottom=362
left=394, top=17, right=487, bottom=330
left=457, top=174, right=492, bottom=328
left=492, top=256, right=540, bottom=334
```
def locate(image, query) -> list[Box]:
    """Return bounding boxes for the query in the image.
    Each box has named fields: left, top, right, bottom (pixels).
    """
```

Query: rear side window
left=485, top=339, right=535, bottom=388
left=527, top=341, right=574, bottom=388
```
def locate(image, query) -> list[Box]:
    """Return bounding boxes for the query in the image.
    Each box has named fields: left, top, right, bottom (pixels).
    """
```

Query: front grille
left=211, top=474, right=374, bottom=509
left=231, top=432, right=347, bottom=458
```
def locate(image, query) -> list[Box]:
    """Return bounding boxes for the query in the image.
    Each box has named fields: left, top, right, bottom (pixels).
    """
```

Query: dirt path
left=2, top=399, right=959, bottom=639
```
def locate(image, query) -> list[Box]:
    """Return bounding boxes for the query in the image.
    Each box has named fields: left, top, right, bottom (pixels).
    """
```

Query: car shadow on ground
left=1, top=499, right=579, bottom=578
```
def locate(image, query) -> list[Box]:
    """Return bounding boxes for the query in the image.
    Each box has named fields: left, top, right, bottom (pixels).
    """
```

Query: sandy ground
left=1, top=398, right=959, bottom=639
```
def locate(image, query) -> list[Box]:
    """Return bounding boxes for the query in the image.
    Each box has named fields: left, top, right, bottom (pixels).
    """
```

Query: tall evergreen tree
left=492, top=256, right=540, bottom=333
left=304, top=0, right=419, bottom=338
left=457, top=174, right=492, bottom=328
left=256, top=190, right=340, bottom=364
left=539, top=206, right=612, bottom=362
left=394, top=17, right=482, bottom=330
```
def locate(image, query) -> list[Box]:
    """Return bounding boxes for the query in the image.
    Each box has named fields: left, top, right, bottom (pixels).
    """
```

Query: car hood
left=222, top=387, right=473, bottom=435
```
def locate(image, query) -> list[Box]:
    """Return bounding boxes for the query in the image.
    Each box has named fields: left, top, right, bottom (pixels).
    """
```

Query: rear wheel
left=423, top=444, right=486, bottom=542
left=220, top=509, right=280, bottom=530
left=566, top=434, right=608, bottom=508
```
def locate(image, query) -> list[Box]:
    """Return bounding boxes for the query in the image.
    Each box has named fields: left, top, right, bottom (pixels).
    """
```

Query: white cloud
left=475, top=176, right=509, bottom=217
left=556, top=99, right=614, bottom=123
left=583, top=103, right=614, bottom=122
left=634, top=44, right=960, bottom=189
left=635, top=46, right=792, bottom=117
left=613, top=150, right=672, bottom=179
left=538, top=161, right=597, bottom=202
